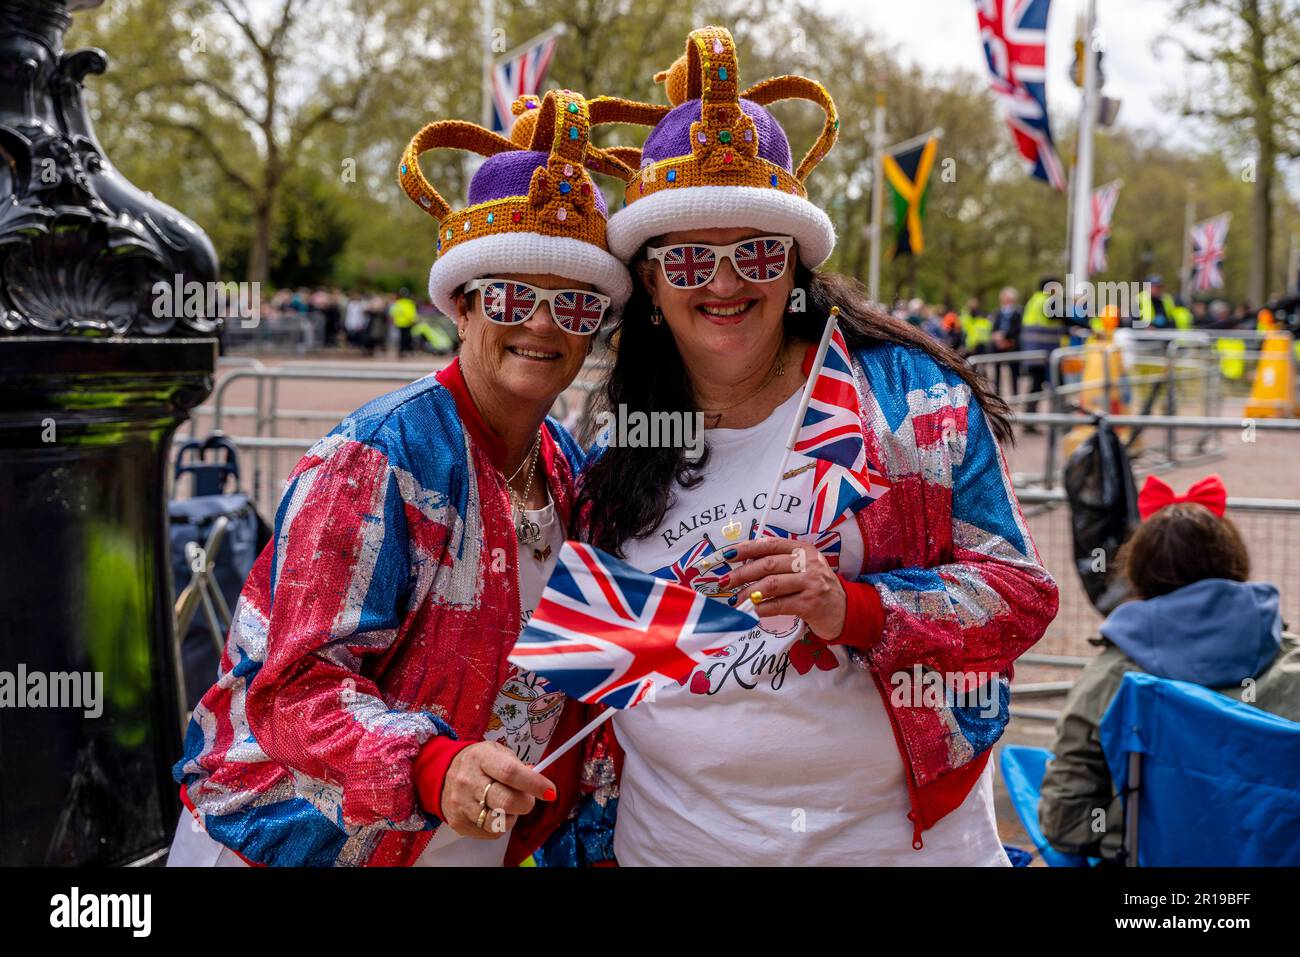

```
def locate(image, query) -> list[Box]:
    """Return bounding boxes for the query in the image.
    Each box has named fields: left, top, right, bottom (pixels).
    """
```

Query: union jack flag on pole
left=807, top=457, right=891, bottom=535
left=1087, top=179, right=1122, bottom=276
left=1189, top=213, right=1231, bottom=292
left=490, top=26, right=564, bottom=133
left=511, top=542, right=758, bottom=709
left=974, top=0, right=1066, bottom=190
left=748, top=309, right=891, bottom=546
left=792, top=325, right=866, bottom=469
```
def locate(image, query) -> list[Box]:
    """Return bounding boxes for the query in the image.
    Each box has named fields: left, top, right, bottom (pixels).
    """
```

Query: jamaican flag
left=884, top=135, right=939, bottom=258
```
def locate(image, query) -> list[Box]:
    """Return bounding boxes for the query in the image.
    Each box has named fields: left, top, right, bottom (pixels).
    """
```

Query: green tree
left=1161, top=0, right=1300, bottom=303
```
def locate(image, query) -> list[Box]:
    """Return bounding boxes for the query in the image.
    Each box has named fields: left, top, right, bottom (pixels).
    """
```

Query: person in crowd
left=905, top=297, right=927, bottom=328
left=990, top=286, right=1023, bottom=398
left=311, top=287, right=342, bottom=347
left=961, top=296, right=993, bottom=362
left=391, top=287, right=419, bottom=357
left=940, top=305, right=966, bottom=352
left=363, top=291, right=389, bottom=357
left=548, top=26, right=1057, bottom=867
left=1018, top=276, right=1066, bottom=432
left=167, top=90, right=633, bottom=867
left=343, top=288, right=370, bottom=350
left=1136, top=275, right=1191, bottom=330
left=1039, top=474, right=1300, bottom=862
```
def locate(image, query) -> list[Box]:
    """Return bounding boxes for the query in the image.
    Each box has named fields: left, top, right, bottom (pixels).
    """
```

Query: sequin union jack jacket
left=173, top=361, right=592, bottom=866
left=542, top=340, right=1060, bottom=863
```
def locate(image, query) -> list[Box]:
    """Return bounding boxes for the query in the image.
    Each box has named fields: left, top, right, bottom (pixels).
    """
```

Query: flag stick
left=735, top=307, right=841, bottom=615
left=1067, top=0, right=1099, bottom=302
left=1180, top=180, right=1196, bottom=301
left=868, top=93, right=886, bottom=304
left=532, top=706, right=614, bottom=774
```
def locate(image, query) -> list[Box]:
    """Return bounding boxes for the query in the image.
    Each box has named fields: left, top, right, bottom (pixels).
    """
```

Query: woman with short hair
left=168, top=90, right=634, bottom=867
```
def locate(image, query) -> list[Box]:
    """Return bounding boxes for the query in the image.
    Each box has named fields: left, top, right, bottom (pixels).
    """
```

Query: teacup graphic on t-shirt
left=528, top=690, right=564, bottom=744
left=494, top=679, right=537, bottom=734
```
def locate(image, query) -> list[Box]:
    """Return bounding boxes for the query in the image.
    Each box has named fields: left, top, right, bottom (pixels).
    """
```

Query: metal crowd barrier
left=973, top=330, right=1298, bottom=488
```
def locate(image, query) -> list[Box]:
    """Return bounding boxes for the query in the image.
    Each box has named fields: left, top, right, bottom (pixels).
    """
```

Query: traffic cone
left=1243, top=332, right=1298, bottom=418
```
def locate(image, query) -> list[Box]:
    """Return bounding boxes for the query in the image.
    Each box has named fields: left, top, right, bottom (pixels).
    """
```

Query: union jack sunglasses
left=464, top=278, right=610, bottom=336
left=645, top=235, right=795, bottom=289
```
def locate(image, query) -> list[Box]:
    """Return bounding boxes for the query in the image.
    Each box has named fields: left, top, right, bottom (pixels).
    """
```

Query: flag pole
left=1067, top=0, right=1098, bottom=301
left=733, top=307, right=840, bottom=615
left=868, top=92, right=886, bottom=305
left=480, top=0, right=495, bottom=129
left=1179, top=179, right=1196, bottom=301
left=533, top=707, right=614, bottom=773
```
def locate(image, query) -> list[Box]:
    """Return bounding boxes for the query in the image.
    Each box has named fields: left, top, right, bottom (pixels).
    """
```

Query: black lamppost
left=0, top=0, right=219, bottom=865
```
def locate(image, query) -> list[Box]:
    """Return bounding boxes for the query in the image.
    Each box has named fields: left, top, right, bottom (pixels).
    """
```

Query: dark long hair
left=575, top=260, right=1013, bottom=556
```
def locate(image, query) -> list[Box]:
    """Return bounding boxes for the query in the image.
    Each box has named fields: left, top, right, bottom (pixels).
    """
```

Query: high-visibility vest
left=1138, top=291, right=1191, bottom=330
left=390, top=297, right=418, bottom=329
left=961, top=310, right=993, bottom=350
left=1214, top=338, right=1246, bottom=380
left=1020, top=291, right=1066, bottom=354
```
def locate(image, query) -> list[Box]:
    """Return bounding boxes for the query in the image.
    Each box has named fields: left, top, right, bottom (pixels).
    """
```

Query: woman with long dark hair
left=544, top=28, right=1058, bottom=867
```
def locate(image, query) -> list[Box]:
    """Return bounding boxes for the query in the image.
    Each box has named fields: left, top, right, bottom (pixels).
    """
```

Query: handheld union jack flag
left=792, top=325, right=864, bottom=469
left=974, top=0, right=1066, bottom=190
left=1189, top=214, right=1230, bottom=292
left=511, top=542, right=758, bottom=708
left=808, top=457, right=891, bottom=534
left=786, top=321, right=891, bottom=533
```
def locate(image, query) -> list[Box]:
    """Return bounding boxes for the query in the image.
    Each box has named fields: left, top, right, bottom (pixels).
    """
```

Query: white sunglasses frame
left=463, top=278, right=611, bottom=335
left=644, top=235, right=796, bottom=288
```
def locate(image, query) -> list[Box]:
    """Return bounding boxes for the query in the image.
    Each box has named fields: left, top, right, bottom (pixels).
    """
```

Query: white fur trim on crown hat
left=427, top=232, right=633, bottom=320
left=606, top=185, right=836, bottom=267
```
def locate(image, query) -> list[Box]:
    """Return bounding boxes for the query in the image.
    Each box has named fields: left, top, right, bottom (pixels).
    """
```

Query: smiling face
left=639, top=227, right=796, bottom=364
left=452, top=272, right=593, bottom=407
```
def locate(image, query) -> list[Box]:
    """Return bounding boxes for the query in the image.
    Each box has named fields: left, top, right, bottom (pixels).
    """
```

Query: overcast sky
left=823, top=0, right=1201, bottom=145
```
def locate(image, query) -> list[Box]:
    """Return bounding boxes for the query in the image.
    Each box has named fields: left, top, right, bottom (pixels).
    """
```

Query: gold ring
left=750, top=590, right=763, bottom=604
left=480, top=781, right=493, bottom=807
left=476, top=806, right=489, bottom=829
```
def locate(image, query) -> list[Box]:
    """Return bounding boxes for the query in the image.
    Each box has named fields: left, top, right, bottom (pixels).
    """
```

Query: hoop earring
left=650, top=306, right=664, bottom=326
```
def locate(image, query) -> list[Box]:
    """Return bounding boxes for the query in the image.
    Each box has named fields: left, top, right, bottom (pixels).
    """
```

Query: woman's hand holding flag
left=715, top=537, right=848, bottom=640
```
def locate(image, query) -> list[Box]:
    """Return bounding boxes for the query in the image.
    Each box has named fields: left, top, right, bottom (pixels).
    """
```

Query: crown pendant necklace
left=506, top=433, right=544, bottom=545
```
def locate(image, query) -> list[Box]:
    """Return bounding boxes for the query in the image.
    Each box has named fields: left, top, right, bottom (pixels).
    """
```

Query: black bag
left=1063, top=417, right=1139, bottom=614
left=169, top=436, right=271, bottom=709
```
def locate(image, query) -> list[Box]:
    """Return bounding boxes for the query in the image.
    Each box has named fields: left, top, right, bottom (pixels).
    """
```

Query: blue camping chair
left=1001, top=674, right=1300, bottom=866
left=1100, top=671, right=1300, bottom=866
left=998, top=745, right=1090, bottom=867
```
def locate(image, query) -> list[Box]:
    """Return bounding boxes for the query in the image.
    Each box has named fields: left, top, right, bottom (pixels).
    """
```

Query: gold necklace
left=699, top=338, right=788, bottom=419
left=506, top=434, right=543, bottom=544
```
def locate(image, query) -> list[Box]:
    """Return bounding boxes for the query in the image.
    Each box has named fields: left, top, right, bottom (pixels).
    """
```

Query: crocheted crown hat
left=603, top=25, right=840, bottom=267
left=399, top=89, right=635, bottom=319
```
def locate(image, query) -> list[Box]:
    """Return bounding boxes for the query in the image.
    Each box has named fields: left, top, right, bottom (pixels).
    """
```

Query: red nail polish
left=543, top=788, right=557, bottom=802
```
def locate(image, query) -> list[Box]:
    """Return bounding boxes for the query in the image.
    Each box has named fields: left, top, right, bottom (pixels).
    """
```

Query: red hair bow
left=1137, top=474, right=1228, bottom=520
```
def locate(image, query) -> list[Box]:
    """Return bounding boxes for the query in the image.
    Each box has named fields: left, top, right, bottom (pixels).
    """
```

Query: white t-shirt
left=415, top=500, right=565, bottom=866
left=611, top=388, right=1009, bottom=866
